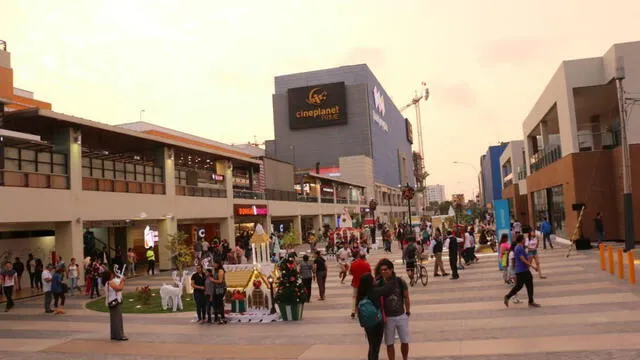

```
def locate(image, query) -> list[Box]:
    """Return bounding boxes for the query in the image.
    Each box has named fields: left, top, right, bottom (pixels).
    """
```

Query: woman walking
left=67, top=258, right=81, bottom=295
left=104, top=270, right=128, bottom=341
left=52, top=265, right=67, bottom=314
left=356, top=273, right=390, bottom=360
left=210, top=260, right=227, bottom=324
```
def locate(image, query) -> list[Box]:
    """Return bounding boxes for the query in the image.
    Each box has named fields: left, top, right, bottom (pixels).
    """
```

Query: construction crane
left=399, top=82, right=429, bottom=159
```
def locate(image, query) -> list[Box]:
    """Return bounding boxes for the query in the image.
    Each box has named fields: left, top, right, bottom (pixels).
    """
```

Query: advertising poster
left=493, top=199, right=511, bottom=270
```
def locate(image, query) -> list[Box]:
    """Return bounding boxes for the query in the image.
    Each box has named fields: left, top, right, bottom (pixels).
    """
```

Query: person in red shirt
left=349, top=253, right=371, bottom=319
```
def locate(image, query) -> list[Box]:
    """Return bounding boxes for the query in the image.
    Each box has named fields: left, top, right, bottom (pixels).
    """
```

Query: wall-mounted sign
left=372, top=85, right=389, bottom=132
left=234, top=204, right=268, bottom=216
left=211, top=174, right=224, bottom=182
left=405, top=118, right=413, bottom=144
left=288, top=82, right=348, bottom=130
left=144, top=226, right=159, bottom=249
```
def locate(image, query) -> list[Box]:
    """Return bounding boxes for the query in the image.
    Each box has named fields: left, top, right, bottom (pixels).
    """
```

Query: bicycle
left=409, top=255, right=429, bottom=287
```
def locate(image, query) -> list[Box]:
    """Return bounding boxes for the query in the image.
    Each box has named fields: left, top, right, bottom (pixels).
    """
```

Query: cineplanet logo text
left=372, top=86, right=389, bottom=132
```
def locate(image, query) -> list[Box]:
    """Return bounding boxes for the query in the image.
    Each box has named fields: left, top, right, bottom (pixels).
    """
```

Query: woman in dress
left=103, top=270, right=128, bottom=341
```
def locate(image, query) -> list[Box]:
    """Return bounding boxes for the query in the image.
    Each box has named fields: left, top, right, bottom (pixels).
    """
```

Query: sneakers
left=528, top=302, right=541, bottom=308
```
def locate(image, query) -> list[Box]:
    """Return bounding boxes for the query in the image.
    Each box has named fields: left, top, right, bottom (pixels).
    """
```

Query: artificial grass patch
left=85, top=290, right=196, bottom=314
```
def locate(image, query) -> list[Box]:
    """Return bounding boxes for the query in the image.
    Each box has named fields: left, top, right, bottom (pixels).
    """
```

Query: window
left=532, top=189, right=548, bottom=226
left=549, top=185, right=565, bottom=236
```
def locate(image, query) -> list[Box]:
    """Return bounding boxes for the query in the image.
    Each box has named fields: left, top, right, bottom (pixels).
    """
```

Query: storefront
left=233, top=204, right=268, bottom=235
left=271, top=219, right=293, bottom=234
left=178, top=222, right=221, bottom=245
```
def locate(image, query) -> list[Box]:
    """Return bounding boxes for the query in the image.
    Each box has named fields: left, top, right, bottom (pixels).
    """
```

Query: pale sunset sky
left=2, top=1, right=640, bottom=199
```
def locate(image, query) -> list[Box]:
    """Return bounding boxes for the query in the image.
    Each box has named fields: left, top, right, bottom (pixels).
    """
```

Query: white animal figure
left=160, top=272, right=187, bottom=311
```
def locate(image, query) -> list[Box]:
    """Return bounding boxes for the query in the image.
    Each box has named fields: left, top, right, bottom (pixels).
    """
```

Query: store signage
left=144, top=226, right=159, bottom=249
left=371, top=85, right=389, bottom=132
left=234, top=204, right=268, bottom=216
left=405, top=118, right=413, bottom=144
left=288, top=82, right=348, bottom=130
left=211, top=174, right=224, bottom=181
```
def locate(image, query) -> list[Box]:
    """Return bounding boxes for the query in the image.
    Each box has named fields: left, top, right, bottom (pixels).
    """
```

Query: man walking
left=27, top=254, right=35, bottom=289
left=1, top=261, right=18, bottom=312
left=594, top=212, right=604, bottom=246
left=42, top=263, right=54, bottom=313
left=13, top=257, right=24, bottom=291
left=540, top=217, right=553, bottom=249
left=504, top=234, right=540, bottom=308
left=403, top=237, right=418, bottom=283
left=447, top=231, right=459, bottom=280
left=376, top=259, right=411, bottom=360
left=349, top=253, right=371, bottom=319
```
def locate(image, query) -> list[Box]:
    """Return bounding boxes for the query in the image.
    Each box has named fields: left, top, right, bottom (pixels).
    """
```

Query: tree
left=438, top=201, right=453, bottom=216
left=282, top=231, right=301, bottom=249
left=165, top=231, right=193, bottom=271
left=274, top=257, right=307, bottom=304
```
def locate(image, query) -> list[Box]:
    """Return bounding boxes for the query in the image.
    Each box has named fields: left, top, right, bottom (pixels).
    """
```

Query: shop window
left=550, top=185, right=565, bottom=236
left=52, top=153, right=67, bottom=175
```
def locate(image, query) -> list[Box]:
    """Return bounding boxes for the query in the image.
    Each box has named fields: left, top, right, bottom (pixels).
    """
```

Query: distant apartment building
left=480, top=143, right=508, bottom=208
left=522, top=41, right=640, bottom=243
left=425, top=184, right=446, bottom=203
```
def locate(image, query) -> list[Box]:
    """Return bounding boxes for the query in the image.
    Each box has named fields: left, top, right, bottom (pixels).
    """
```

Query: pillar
left=265, top=214, right=273, bottom=234
left=313, top=215, right=323, bottom=232
left=158, top=217, right=177, bottom=271
left=294, top=215, right=302, bottom=236
left=316, top=179, right=322, bottom=204
left=157, top=147, right=175, bottom=197
left=539, top=121, right=549, bottom=150
left=55, top=221, right=84, bottom=280
left=220, top=216, right=236, bottom=247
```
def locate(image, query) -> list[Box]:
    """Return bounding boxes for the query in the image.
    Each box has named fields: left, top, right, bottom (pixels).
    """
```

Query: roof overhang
left=3, top=109, right=261, bottom=167
left=302, top=172, right=366, bottom=189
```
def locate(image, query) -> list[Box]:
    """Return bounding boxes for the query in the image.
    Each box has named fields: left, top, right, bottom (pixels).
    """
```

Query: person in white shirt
left=336, top=243, right=352, bottom=285
left=42, top=263, right=54, bottom=313
left=67, top=258, right=81, bottom=295
left=513, top=220, right=522, bottom=235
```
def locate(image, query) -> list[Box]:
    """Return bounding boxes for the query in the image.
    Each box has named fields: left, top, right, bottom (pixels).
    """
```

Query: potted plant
left=273, top=257, right=306, bottom=321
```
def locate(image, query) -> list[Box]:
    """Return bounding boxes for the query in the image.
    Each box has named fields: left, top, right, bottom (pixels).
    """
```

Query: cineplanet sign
left=372, top=86, right=389, bottom=132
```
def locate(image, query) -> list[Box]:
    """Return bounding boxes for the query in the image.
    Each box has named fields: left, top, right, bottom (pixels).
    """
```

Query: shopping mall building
left=520, top=41, right=640, bottom=243
left=0, top=44, right=365, bottom=272
left=266, top=64, right=419, bottom=223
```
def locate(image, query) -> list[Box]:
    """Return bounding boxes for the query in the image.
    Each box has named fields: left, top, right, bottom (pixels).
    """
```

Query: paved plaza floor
left=1, top=245, right=639, bottom=359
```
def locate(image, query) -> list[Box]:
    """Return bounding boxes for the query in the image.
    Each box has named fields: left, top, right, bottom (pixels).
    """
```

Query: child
left=499, top=234, right=511, bottom=284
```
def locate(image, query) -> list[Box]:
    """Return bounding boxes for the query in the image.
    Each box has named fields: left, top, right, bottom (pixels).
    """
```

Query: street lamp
left=615, top=56, right=635, bottom=251
left=402, top=183, right=415, bottom=225
left=267, top=275, right=277, bottom=314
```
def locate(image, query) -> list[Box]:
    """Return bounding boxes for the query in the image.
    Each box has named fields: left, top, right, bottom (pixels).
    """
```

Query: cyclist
left=403, top=237, right=418, bottom=283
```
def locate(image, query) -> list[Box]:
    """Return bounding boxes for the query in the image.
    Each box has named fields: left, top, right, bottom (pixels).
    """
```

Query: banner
left=493, top=199, right=511, bottom=270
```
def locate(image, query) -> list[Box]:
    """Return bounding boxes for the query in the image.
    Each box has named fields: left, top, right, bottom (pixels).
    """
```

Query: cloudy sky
left=2, top=0, right=640, bottom=199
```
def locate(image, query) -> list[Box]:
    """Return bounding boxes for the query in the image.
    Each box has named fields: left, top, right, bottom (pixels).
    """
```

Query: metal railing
left=321, top=197, right=335, bottom=204
left=529, top=145, right=562, bottom=174
left=577, top=130, right=621, bottom=152
left=336, top=198, right=349, bottom=204
left=233, top=189, right=266, bottom=200
left=297, top=195, right=318, bottom=203
left=178, top=185, right=226, bottom=198
left=265, top=189, right=298, bottom=201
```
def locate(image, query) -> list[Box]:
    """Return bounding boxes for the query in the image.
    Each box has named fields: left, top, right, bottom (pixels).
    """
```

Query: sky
left=2, top=0, right=640, bottom=200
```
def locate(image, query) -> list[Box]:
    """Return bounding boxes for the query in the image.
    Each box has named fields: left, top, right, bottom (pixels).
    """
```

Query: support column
left=313, top=215, right=323, bottom=232
left=539, top=121, right=549, bottom=150
left=157, top=147, right=175, bottom=198
left=265, top=214, right=273, bottom=234
left=316, top=179, right=322, bottom=204
left=158, top=217, right=177, bottom=271
left=220, top=216, right=236, bottom=247
left=55, top=221, right=84, bottom=279
left=294, top=215, right=302, bottom=237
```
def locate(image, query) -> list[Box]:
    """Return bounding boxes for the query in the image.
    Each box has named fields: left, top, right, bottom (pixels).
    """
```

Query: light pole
left=139, top=109, right=145, bottom=122
left=615, top=57, right=635, bottom=251
left=453, top=161, right=480, bottom=201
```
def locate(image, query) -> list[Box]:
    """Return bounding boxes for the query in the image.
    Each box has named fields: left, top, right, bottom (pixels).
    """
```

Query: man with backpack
left=403, top=237, right=418, bottom=283
left=376, top=258, right=411, bottom=360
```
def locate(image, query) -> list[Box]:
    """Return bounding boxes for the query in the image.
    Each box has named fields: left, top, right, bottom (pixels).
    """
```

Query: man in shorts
left=336, top=243, right=352, bottom=284
left=377, top=258, right=411, bottom=360
left=403, top=237, right=418, bottom=283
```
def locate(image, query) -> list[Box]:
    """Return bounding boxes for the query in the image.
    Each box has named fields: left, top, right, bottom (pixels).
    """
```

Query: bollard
left=617, top=248, right=624, bottom=280
left=608, top=246, right=615, bottom=275
left=629, top=251, right=636, bottom=285
left=599, top=244, right=606, bottom=271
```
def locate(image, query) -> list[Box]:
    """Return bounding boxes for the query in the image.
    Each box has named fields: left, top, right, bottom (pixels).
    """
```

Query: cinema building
left=0, top=43, right=363, bottom=277
left=266, top=64, right=418, bottom=224
left=522, top=41, right=640, bottom=243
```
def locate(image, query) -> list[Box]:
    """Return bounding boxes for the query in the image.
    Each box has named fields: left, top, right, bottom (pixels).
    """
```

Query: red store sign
left=234, top=204, right=268, bottom=216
